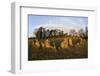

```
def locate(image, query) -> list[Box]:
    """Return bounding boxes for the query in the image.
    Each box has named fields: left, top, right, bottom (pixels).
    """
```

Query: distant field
left=28, top=36, right=88, bottom=61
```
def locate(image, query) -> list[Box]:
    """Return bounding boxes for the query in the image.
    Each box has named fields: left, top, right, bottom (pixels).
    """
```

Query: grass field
left=28, top=36, right=88, bottom=61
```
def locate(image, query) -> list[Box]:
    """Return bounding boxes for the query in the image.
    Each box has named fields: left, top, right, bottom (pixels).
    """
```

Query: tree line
left=34, top=26, right=88, bottom=39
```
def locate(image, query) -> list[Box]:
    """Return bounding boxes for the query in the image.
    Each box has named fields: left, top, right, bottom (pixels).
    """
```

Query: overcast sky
left=28, top=15, right=88, bottom=37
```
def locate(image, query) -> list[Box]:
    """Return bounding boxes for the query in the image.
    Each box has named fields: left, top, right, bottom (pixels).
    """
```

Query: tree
left=85, top=26, right=88, bottom=39
left=34, top=27, right=43, bottom=39
left=70, top=29, right=76, bottom=36
left=78, top=28, right=84, bottom=37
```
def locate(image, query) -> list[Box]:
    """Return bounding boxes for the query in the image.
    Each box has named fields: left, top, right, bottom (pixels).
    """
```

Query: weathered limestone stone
left=41, top=42, right=45, bottom=48
left=44, top=39, right=53, bottom=48
left=68, top=38, right=73, bottom=46
left=32, top=39, right=40, bottom=48
left=60, top=38, right=69, bottom=48
left=80, top=38, right=84, bottom=45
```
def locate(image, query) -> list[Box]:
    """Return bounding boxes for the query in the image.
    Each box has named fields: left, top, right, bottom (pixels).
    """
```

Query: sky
left=28, top=15, right=88, bottom=37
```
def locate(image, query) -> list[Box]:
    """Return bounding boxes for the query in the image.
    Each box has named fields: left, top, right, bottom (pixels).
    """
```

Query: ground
left=28, top=36, right=88, bottom=61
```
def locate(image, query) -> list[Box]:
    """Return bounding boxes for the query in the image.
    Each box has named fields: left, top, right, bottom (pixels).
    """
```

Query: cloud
left=29, top=32, right=33, bottom=38
left=29, top=23, right=85, bottom=37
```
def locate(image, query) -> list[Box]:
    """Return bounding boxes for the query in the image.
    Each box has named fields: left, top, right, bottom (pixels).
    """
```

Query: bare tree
left=78, top=28, right=84, bottom=37
left=70, top=29, right=76, bottom=36
left=85, top=26, right=88, bottom=39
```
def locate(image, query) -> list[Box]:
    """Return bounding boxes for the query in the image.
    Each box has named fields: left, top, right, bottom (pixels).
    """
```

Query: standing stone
left=34, top=39, right=40, bottom=48
left=80, top=38, right=84, bottom=45
left=68, top=38, right=73, bottom=46
left=41, top=42, right=45, bottom=48
left=60, top=38, right=69, bottom=48
left=44, top=39, right=53, bottom=48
